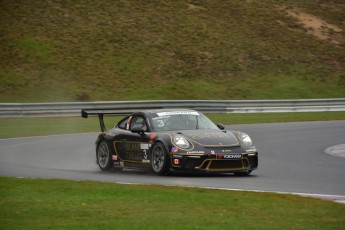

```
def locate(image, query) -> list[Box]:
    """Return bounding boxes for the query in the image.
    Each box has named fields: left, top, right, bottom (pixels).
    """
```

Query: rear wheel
left=151, top=143, right=169, bottom=175
left=96, top=141, right=113, bottom=171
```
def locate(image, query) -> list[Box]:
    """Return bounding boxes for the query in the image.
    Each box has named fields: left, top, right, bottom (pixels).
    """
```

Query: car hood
left=175, top=129, right=240, bottom=147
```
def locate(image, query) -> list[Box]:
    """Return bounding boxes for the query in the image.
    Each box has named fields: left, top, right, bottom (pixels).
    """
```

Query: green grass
left=206, top=111, right=345, bottom=125
left=0, top=112, right=344, bottom=139
left=0, top=116, right=117, bottom=139
left=0, top=0, right=344, bottom=102
left=1, top=177, right=344, bottom=230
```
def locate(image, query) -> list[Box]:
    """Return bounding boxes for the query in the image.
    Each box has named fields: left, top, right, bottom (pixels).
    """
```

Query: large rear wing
left=81, top=109, right=132, bottom=132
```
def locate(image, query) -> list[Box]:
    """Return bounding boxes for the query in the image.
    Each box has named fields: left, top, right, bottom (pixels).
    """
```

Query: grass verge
left=1, top=177, right=344, bottom=230
left=0, top=112, right=344, bottom=139
left=1, top=1, right=345, bottom=102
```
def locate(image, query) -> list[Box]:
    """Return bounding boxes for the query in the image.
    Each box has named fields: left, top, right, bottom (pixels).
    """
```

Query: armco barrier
left=0, top=99, right=345, bottom=118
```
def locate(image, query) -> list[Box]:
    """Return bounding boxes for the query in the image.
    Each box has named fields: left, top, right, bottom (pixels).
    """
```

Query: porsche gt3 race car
left=81, top=109, right=258, bottom=176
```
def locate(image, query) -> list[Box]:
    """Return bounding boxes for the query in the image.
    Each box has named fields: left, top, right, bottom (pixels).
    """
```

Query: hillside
left=0, top=0, right=344, bottom=102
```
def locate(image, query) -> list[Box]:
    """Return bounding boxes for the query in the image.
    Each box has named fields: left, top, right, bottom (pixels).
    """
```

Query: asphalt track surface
left=1, top=121, right=345, bottom=200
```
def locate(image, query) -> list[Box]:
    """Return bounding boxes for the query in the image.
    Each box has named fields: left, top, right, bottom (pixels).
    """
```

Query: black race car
left=82, top=109, right=258, bottom=176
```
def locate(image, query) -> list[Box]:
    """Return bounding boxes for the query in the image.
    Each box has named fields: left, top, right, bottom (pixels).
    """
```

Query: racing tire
left=96, top=140, right=113, bottom=171
left=151, top=142, right=169, bottom=176
left=234, top=170, right=252, bottom=176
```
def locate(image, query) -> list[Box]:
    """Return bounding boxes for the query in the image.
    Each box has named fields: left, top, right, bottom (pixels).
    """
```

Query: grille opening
left=183, top=158, right=204, bottom=169
left=248, top=157, right=258, bottom=167
left=243, top=159, right=249, bottom=167
left=210, top=160, right=243, bottom=169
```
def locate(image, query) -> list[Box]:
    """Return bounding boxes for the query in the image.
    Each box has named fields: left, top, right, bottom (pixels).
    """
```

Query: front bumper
left=170, top=152, right=258, bottom=173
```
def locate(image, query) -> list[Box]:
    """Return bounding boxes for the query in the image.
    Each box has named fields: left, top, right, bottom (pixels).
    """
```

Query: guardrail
left=0, top=99, right=345, bottom=118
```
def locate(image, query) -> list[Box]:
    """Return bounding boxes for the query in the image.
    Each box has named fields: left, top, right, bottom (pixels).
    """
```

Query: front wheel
left=96, top=141, right=113, bottom=171
left=151, top=143, right=169, bottom=175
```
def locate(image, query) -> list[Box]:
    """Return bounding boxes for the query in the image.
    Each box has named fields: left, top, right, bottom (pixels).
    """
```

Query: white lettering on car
left=223, top=154, right=242, bottom=159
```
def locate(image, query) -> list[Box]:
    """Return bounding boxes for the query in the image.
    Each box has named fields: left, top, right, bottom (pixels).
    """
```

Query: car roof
left=141, top=108, right=198, bottom=116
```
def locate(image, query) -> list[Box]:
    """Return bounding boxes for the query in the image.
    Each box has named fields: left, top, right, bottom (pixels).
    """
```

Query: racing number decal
left=157, top=120, right=164, bottom=127
left=122, top=142, right=151, bottom=163
left=141, top=144, right=150, bottom=163
left=142, top=149, right=150, bottom=163
left=143, top=149, right=148, bottom=160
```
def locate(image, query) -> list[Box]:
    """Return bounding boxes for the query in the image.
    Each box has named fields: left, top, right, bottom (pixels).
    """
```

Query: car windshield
left=149, top=111, right=219, bottom=131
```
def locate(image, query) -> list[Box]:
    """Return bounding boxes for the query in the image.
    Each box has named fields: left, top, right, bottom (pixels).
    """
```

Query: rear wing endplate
left=81, top=109, right=132, bottom=132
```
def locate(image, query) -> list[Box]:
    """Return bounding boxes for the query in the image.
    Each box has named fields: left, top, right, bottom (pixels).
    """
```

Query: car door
left=124, top=114, right=151, bottom=164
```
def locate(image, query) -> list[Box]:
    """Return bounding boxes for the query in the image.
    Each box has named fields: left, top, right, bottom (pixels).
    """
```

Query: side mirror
left=131, top=126, right=146, bottom=134
left=217, top=123, right=225, bottom=130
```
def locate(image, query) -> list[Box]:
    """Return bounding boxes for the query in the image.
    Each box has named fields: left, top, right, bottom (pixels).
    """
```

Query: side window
left=117, top=117, right=130, bottom=130
left=129, top=116, right=147, bottom=131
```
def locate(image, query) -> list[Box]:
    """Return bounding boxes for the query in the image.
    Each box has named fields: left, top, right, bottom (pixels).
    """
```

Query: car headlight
left=240, top=133, right=253, bottom=146
left=173, top=135, right=190, bottom=149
